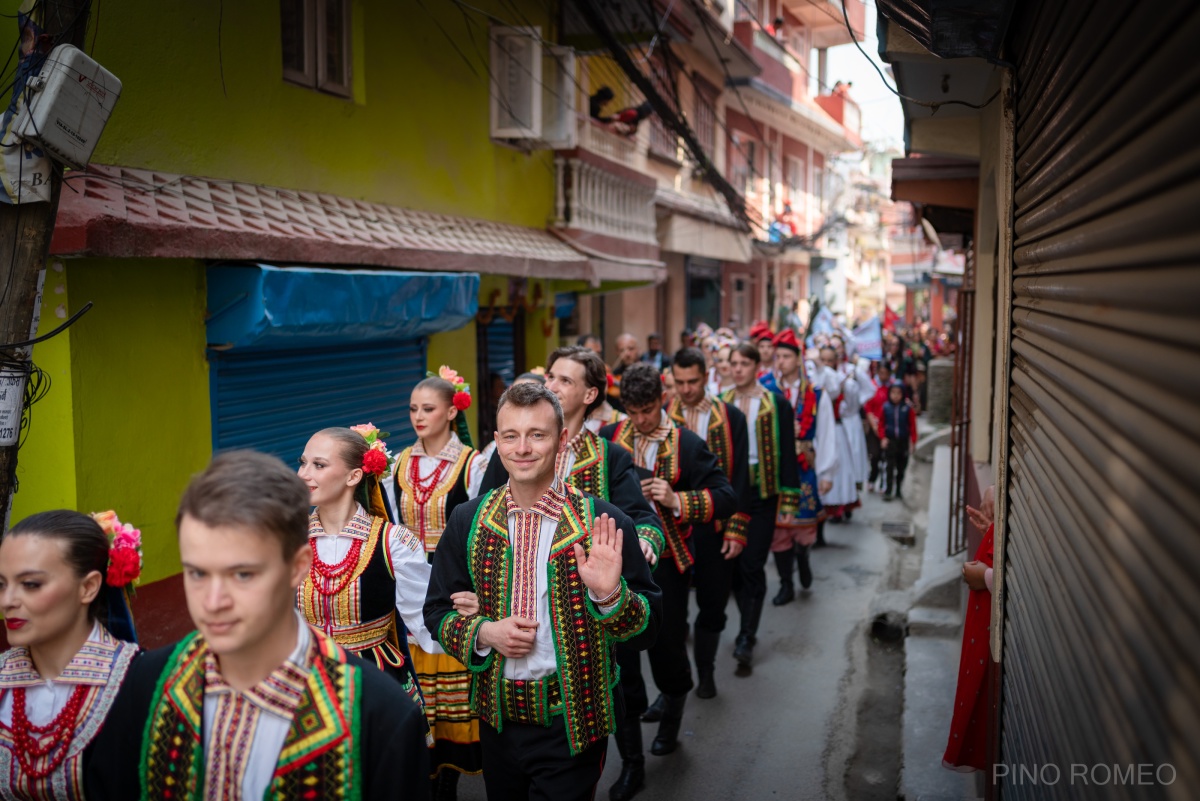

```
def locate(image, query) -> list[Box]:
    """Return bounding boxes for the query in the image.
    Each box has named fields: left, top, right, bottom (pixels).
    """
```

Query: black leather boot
left=797, top=544, right=813, bottom=590
left=772, top=550, right=795, bottom=605
left=609, top=715, right=645, bottom=801
left=640, top=693, right=666, bottom=723
left=733, top=597, right=763, bottom=668
left=650, top=694, right=687, bottom=755
left=815, top=519, right=828, bottom=547
left=693, top=626, right=720, bottom=699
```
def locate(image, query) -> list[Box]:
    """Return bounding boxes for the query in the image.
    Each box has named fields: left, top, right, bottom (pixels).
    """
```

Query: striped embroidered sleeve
left=437, top=612, right=494, bottom=673
left=777, top=488, right=802, bottom=517
left=591, top=577, right=651, bottom=642
left=676, top=489, right=715, bottom=524
left=637, top=525, right=666, bottom=561
left=723, top=512, right=750, bottom=546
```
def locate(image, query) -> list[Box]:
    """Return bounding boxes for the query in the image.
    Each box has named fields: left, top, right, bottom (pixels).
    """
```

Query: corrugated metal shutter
left=484, top=319, right=517, bottom=385
left=1001, top=0, right=1200, bottom=796
left=210, top=339, right=427, bottom=462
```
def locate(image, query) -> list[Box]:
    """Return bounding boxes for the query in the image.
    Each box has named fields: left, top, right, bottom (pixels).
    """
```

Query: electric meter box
left=13, top=44, right=122, bottom=170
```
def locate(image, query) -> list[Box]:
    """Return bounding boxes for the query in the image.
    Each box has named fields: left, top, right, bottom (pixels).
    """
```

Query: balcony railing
left=554, top=156, right=657, bottom=246
left=575, top=116, right=642, bottom=171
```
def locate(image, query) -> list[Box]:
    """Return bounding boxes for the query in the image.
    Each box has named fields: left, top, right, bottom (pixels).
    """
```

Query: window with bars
left=648, top=58, right=679, bottom=160
left=692, top=76, right=717, bottom=159
left=729, top=137, right=758, bottom=197
left=281, top=0, right=352, bottom=98
left=787, top=155, right=805, bottom=203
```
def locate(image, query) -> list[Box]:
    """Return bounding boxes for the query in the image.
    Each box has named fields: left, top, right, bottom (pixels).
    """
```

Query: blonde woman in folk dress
left=0, top=510, right=140, bottom=801
left=394, top=369, right=488, bottom=798
left=297, top=425, right=432, bottom=716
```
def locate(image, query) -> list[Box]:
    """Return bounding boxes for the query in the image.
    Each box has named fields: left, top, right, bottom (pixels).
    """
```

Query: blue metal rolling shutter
left=210, top=339, right=426, bottom=462
left=485, top=320, right=517, bottom=384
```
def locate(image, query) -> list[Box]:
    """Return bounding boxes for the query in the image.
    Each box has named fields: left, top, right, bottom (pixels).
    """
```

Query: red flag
left=883, top=306, right=900, bottom=332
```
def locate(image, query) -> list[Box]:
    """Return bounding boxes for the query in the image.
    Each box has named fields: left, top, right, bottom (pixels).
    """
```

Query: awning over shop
left=50, top=164, right=631, bottom=282
left=207, top=264, right=478, bottom=350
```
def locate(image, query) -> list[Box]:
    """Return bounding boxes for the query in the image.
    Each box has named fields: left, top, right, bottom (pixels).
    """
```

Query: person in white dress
left=815, top=346, right=862, bottom=522
left=0, top=510, right=139, bottom=800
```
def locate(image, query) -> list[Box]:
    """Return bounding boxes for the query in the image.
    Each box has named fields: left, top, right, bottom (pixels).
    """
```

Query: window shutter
left=490, top=27, right=542, bottom=140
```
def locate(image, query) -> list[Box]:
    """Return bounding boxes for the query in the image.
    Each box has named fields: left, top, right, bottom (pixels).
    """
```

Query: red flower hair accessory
left=351, top=423, right=395, bottom=478
left=431, top=365, right=472, bottom=411
left=91, top=511, right=143, bottom=589
left=362, top=448, right=389, bottom=476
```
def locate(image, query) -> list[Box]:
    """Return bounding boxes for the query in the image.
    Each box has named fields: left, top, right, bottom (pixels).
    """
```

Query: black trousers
left=885, top=439, right=910, bottom=494
left=866, top=429, right=883, bottom=485
left=691, top=523, right=734, bottom=634
left=479, top=718, right=608, bottom=801
left=616, top=561, right=693, bottom=710
left=732, top=496, right=776, bottom=616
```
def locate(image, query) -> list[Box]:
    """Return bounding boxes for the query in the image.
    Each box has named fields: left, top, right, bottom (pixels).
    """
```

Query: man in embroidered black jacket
left=86, top=451, right=430, bottom=801
left=666, top=346, right=755, bottom=700
left=479, top=345, right=667, bottom=563
left=600, top=363, right=737, bottom=801
left=426, top=383, right=662, bottom=801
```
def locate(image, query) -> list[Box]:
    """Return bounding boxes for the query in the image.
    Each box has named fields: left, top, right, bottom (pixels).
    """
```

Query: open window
left=489, top=26, right=576, bottom=149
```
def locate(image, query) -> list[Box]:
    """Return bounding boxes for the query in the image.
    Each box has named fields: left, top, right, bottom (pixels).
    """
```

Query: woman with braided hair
left=393, top=368, right=489, bottom=799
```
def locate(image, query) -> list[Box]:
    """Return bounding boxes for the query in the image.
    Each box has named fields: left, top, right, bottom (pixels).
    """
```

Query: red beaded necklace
left=308, top=527, right=365, bottom=598
left=407, top=456, right=451, bottom=506
left=10, top=684, right=89, bottom=780
left=408, top=455, right=452, bottom=546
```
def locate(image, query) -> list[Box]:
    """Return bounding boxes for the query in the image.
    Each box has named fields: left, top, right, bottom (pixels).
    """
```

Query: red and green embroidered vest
left=607, top=420, right=696, bottom=572
left=565, top=429, right=610, bottom=500
left=140, top=629, right=361, bottom=801
left=437, top=484, right=651, bottom=756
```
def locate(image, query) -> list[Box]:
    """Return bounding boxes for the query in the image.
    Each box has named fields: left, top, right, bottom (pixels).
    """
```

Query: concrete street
left=459, top=459, right=930, bottom=800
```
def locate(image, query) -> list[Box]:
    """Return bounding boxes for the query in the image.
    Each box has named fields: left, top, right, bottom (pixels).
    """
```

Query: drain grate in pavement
left=881, top=521, right=915, bottom=546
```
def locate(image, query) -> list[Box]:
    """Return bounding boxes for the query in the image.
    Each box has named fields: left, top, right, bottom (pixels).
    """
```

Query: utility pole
left=0, top=1, right=92, bottom=528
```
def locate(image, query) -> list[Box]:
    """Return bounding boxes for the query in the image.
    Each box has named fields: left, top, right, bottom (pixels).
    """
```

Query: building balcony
left=574, top=115, right=646, bottom=174
left=781, top=0, right=865, bottom=48
left=553, top=154, right=659, bottom=261
left=815, top=92, right=863, bottom=148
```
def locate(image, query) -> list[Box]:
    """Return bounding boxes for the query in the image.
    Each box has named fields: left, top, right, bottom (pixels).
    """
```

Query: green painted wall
left=0, top=0, right=556, bottom=229
left=10, top=261, right=78, bottom=522
left=66, top=259, right=211, bottom=584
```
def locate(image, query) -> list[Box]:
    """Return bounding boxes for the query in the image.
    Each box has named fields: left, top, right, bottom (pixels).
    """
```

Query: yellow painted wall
left=0, top=0, right=556, bottom=229
left=0, top=0, right=568, bottom=264
left=10, top=261, right=77, bottom=522
left=525, top=306, right=560, bottom=370
left=66, top=259, right=212, bottom=584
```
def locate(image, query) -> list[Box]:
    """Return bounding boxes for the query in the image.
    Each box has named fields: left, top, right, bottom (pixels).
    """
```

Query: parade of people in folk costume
left=0, top=313, right=942, bottom=801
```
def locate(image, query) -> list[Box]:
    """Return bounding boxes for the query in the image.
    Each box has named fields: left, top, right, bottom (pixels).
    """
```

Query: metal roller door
left=210, top=339, right=427, bottom=463
left=1001, top=0, right=1200, bottom=796
left=483, top=319, right=518, bottom=386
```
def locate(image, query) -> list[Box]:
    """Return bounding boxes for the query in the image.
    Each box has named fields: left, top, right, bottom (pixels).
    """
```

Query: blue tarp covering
left=207, top=264, right=479, bottom=350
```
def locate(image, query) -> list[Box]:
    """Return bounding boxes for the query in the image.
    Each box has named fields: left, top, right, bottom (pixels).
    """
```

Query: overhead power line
left=569, top=0, right=749, bottom=227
